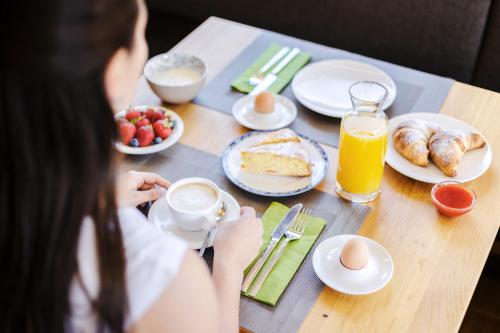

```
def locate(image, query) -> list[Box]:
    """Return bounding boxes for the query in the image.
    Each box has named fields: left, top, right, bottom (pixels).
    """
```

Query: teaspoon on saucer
left=198, top=201, right=227, bottom=256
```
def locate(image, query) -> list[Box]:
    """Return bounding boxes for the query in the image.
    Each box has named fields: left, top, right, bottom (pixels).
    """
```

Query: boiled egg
left=340, top=238, right=369, bottom=270
left=254, top=91, right=275, bottom=114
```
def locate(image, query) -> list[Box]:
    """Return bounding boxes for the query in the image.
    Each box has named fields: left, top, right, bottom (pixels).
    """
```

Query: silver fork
left=247, top=207, right=311, bottom=297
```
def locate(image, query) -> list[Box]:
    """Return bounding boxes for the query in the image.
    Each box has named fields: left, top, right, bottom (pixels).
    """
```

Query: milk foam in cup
left=166, top=177, right=222, bottom=231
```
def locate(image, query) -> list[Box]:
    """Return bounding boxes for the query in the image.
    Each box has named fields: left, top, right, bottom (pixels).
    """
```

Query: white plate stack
left=292, top=59, right=397, bottom=117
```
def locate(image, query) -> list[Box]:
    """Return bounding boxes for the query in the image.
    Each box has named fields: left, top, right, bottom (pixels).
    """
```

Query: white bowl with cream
left=144, top=52, right=207, bottom=104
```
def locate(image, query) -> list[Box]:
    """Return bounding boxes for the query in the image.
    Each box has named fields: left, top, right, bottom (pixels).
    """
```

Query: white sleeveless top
left=69, top=207, right=187, bottom=332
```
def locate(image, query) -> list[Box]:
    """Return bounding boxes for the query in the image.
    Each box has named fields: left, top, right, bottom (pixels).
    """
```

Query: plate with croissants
left=386, top=113, right=492, bottom=184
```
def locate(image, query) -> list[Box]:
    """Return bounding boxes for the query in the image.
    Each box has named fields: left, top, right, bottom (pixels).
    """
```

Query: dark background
left=145, top=0, right=500, bottom=93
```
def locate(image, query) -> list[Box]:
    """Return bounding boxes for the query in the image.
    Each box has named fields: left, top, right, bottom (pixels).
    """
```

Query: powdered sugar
left=243, top=142, right=310, bottom=161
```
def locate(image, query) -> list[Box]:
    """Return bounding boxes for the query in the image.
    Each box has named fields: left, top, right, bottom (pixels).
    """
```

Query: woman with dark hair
left=0, top=0, right=263, bottom=332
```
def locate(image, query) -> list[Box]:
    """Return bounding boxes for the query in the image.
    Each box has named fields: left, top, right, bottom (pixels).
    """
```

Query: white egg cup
left=313, top=235, right=393, bottom=295
left=250, top=108, right=282, bottom=122
left=232, top=94, right=297, bottom=130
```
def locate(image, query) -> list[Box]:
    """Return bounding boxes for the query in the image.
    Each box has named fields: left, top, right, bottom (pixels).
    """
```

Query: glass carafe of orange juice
left=336, top=81, right=389, bottom=202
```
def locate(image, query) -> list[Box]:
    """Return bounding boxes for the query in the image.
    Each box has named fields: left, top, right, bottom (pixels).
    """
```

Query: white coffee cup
left=166, top=177, right=222, bottom=232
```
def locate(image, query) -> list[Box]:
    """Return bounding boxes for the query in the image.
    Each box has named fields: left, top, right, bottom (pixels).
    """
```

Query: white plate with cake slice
left=386, top=113, right=492, bottom=184
left=222, top=129, right=328, bottom=197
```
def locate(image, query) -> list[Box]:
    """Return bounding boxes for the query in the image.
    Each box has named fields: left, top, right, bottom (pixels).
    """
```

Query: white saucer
left=386, top=113, right=492, bottom=184
left=147, top=190, right=240, bottom=249
left=232, top=94, right=297, bottom=130
left=292, top=59, right=396, bottom=118
left=312, top=235, right=393, bottom=295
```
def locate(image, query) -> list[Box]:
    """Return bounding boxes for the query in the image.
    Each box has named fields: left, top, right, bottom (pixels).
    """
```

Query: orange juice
left=336, top=114, right=388, bottom=201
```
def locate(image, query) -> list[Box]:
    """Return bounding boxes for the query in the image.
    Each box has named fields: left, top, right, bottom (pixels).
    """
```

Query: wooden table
left=129, top=17, right=500, bottom=333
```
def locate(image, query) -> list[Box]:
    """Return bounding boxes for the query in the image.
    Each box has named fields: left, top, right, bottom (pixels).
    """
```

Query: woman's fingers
left=128, top=170, right=171, bottom=189
left=240, top=206, right=256, bottom=219
left=140, top=172, right=171, bottom=188
left=133, top=187, right=165, bottom=204
left=139, top=183, right=155, bottom=191
left=256, top=218, right=263, bottom=235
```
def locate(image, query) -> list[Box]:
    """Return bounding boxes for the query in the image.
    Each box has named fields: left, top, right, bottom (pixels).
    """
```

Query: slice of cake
left=254, top=128, right=301, bottom=146
left=241, top=142, right=312, bottom=177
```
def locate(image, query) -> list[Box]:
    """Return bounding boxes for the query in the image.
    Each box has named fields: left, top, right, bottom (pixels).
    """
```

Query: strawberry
left=151, top=110, right=166, bottom=122
left=125, top=109, right=141, bottom=121
left=144, top=108, right=155, bottom=120
left=153, top=119, right=172, bottom=139
left=119, top=122, right=136, bottom=145
left=134, top=117, right=151, bottom=129
left=116, top=117, right=127, bottom=126
left=136, top=125, right=154, bottom=147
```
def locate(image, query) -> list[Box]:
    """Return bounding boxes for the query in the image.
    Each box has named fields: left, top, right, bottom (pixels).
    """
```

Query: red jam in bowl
left=431, top=182, right=476, bottom=217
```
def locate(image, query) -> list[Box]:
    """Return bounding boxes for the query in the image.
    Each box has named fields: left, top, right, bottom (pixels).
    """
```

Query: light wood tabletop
left=129, top=17, right=500, bottom=333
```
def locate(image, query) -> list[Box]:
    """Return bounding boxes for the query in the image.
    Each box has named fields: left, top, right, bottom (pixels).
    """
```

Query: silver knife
left=249, top=47, right=301, bottom=96
left=241, top=203, right=303, bottom=293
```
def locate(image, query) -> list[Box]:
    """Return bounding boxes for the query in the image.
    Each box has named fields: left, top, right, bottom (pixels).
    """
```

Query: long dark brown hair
left=0, top=0, right=138, bottom=332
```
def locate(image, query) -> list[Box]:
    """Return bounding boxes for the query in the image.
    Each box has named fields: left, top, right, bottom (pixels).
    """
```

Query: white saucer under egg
left=312, top=234, right=393, bottom=295
left=147, top=190, right=240, bottom=249
left=232, top=94, right=297, bottom=130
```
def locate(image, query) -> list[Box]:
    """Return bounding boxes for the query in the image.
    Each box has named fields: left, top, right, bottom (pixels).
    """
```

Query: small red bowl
left=431, top=181, right=476, bottom=217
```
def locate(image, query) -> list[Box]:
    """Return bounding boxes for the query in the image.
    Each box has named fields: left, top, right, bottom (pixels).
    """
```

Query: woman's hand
left=213, top=206, right=263, bottom=272
left=116, top=170, right=170, bottom=207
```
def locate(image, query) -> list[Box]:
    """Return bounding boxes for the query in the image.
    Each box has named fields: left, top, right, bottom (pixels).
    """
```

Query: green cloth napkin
left=231, top=44, right=311, bottom=94
left=242, top=202, right=325, bottom=306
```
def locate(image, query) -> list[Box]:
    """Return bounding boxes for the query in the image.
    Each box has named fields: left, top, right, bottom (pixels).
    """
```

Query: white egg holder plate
left=313, top=234, right=394, bottom=295
left=232, top=94, right=297, bottom=130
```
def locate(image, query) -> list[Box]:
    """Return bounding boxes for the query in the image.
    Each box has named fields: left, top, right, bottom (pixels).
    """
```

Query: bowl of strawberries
left=115, top=105, right=184, bottom=155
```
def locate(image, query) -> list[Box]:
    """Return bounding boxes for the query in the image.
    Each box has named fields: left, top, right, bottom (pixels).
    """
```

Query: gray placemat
left=194, top=30, right=454, bottom=147
left=128, top=143, right=369, bottom=333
